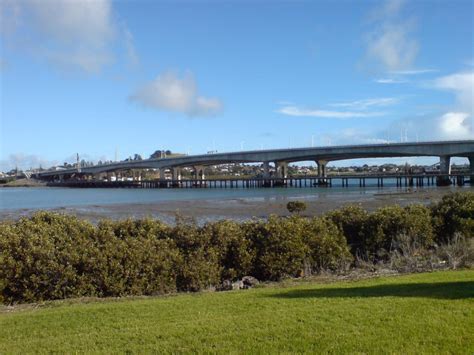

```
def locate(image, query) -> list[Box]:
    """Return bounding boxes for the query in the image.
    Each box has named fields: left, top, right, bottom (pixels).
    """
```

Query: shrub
left=0, top=212, right=98, bottom=303
left=431, top=192, right=474, bottom=244
left=303, top=217, right=353, bottom=273
left=286, top=201, right=307, bottom=215
left=360, top=205, right=434, bottom=261
left=201, top=220, right=255, bottom=281
left=326, top=205, right=368, bottom=255
left=248, top=216, right=308, bottom=281
left=171, top=218, right=221, bottom=292
left=107, top=217, right=171, bottom=240
left=92, top=220, right=181, bottom=297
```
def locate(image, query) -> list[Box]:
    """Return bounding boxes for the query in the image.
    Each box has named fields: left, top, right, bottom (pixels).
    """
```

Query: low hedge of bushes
left=0, top=192, right=472, bottom=304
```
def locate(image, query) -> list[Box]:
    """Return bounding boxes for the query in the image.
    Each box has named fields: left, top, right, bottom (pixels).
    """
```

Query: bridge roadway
left=37, top=140, right=474, bottom=181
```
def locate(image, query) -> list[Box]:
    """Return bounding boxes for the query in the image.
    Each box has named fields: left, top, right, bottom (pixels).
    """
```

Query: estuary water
left=0, top=183, right=469, bottom=211
left=1, top=186, right=378, bottom=210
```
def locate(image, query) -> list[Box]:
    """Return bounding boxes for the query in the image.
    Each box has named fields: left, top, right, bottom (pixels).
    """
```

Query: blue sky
left=1, top=0, right=473, bottom=170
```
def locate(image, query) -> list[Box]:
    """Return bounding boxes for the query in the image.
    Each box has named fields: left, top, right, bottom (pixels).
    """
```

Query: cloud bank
left=130, top=71, right=223, bottom=117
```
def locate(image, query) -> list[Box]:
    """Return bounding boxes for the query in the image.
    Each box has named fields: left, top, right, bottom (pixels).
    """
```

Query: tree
left=150, top=150, right=163, bottom=159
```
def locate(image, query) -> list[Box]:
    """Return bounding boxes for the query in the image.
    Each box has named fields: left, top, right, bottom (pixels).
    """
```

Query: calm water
left=0, top=181, right=469, bottom=211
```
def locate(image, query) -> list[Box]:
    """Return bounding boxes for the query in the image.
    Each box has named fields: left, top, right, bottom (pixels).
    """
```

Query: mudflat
left=1, top=186, right=471, bottom=223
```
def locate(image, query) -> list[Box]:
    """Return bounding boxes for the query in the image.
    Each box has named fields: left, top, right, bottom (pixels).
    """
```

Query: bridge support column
left=159, top=168, right=167, bottom=181
left=262, top=162, right=271, bottom=178
left=172, top=167, right=182, bottom=181
left=437, top=156, right=451, bottom=186
left=194, top=166, right=206, bottom=180
left=316, top=160, right=328, bottom=186
left=316, top=160, right=328, bottom=178
left=275, top=161, right=288, bottom=179
left=262, top=162, right=271, bottom=187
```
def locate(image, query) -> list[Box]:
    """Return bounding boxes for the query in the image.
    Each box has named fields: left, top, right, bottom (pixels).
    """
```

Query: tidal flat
left=1, top=185, right=472, bottom=224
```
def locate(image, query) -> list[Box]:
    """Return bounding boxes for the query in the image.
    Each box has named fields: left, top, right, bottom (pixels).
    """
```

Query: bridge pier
left=275, top=161, right=288, bottom=178
left=274, top=161, right=288, bottom=187
left=194, top=166, right=206, bottom=187
left=316, top=160, right=328, bottom=186
left=172, top=167, right=182, bottom=181
left=171, top=167, right=182, bottom=187
left=262, top=162, right=272, bottom=187
left=437, top=155, right=452, bottom=186
left=159, top=168, right=169, bottom=187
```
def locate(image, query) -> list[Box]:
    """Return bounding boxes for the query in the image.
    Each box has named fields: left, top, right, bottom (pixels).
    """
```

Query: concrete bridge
left=37, top=140, right=474, bottom=182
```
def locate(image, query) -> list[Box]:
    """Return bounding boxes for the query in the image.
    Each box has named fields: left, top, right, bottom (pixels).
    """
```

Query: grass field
left=1, top=270, right=473, bottom=353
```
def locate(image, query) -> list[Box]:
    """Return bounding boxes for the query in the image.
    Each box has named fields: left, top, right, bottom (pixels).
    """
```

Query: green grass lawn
left=1, top=270, right=473, bottom=354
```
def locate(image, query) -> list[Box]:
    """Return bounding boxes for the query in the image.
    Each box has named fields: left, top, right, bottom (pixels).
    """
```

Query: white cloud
left=431, top=71, right=474, bottom=139
left=374, top=69, right=437, bottom=85
left=46, top=47, right=112, bottom=73
left=433, top=71, right=474, bottom=111
left=330, top=97, right=399, bottom=110
left=389, top=68, right=437, bottom=75
left=437, top=112, right=472, bottom=140
left=0, top=0, right=137, bottom=73
left=276, top=106, right=384, bottom=119
left=364, top=0, right=418, bottom=72
left=130, top=71, right=223, bottom=117
left=375, top=78, right=408, bottom=84
left=28, top=0, right=114, bottom=47
left=366, top=23, right=418, bottom=71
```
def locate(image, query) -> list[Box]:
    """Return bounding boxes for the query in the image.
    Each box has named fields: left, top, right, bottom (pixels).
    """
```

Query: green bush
left=201, top=220, right=255, bottom=281
left=286, top=201, right=307, bottom=214
left=93, top=220, right=181, bottom=297
left=0, top=212, right=98, bottom=303
left=361, top=205, right=434, bottom=260
left=431, top=192, right=474, bottom=243
left=1, top=193, right=472, bottom=304
left=171, top=218, right=221, bottom=292
left=326, top=205, right=368, bottom=255
left=303, top=217, right=353, bottom=273
left=248, top=216, right=308, bottom=281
